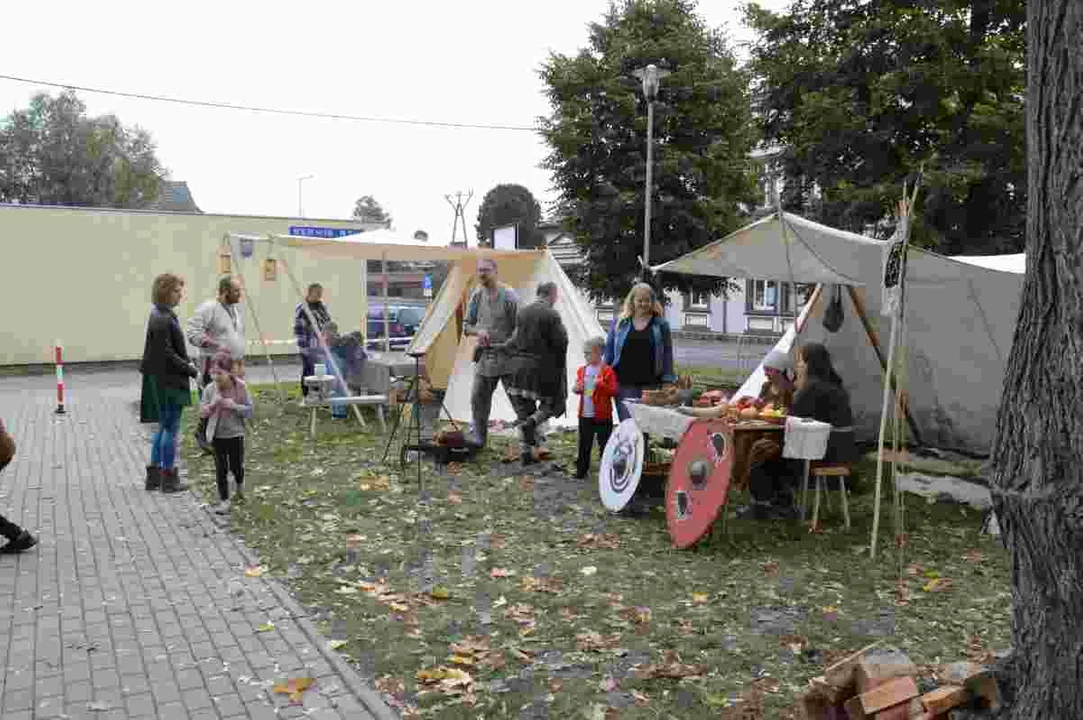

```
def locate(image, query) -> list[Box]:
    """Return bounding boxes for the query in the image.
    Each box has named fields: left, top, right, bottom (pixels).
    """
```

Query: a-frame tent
left=653, top=211, right=1024, bottom=456
left=263, top=230, right=604, bottom=428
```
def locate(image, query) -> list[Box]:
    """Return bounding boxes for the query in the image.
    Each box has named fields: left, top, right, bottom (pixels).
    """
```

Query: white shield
left=598, top=418, right=645, bottom=512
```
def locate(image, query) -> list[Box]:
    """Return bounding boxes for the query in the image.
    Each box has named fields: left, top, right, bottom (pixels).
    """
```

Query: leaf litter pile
left=183, top=386, right=1009, bottom=718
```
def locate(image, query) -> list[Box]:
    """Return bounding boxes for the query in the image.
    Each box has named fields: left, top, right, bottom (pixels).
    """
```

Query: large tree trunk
left=989, top=1, right=1083, bottom=718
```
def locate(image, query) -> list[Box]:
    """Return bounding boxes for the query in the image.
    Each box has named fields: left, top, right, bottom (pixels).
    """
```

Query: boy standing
left=573, top=337, right=618, bottom=480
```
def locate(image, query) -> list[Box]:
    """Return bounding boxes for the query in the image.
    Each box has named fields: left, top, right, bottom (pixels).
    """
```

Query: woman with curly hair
left=140, top=273, right=199, bottom=494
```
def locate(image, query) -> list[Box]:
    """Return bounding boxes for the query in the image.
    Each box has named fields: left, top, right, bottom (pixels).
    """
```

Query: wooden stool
left=802, top=463, right=851, bottom=529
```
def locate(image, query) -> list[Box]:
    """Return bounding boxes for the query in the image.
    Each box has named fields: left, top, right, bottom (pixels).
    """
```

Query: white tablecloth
left=627, top=403, right=694, bottom=441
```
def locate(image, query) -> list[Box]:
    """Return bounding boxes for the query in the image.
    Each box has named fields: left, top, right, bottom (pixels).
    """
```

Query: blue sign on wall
left=288, top=226, right=363, bottom=239
left=422, top=275, right=433, bottom=290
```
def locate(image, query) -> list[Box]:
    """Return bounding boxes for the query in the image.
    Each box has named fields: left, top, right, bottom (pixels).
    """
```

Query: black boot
left=735, top=502, right=772, bottom=520
left=521, top=449, right=537, bottom=466
left=145, top=466, right=161, bottom=491
left=160, top=468, right=189, bottom=494
left=0, top=530, right=38, bottom=554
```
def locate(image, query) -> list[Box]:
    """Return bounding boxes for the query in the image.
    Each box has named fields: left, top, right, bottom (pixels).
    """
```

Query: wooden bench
left=302, top=376, right=387, bottom=436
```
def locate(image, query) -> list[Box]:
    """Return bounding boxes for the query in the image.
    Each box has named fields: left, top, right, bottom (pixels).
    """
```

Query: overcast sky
left=0, top=0, right=788, bottom=245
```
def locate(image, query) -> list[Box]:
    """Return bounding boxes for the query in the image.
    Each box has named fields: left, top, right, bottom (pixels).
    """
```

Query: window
left=752, top=280, right=779, bottom=312
left=688, top=290, right=710, bottom=310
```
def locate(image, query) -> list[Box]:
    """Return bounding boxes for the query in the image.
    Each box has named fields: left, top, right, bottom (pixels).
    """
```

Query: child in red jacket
left=573, top=336, right=619, bottom=480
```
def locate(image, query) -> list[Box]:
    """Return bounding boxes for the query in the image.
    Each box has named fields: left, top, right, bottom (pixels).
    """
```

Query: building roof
left=147, top=180, right=202, bottom=213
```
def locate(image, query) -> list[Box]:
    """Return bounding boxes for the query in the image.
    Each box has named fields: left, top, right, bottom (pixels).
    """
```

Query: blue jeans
left=150, top=403, right=184, bottom=470
left=615, top=385, right=651, bottom=421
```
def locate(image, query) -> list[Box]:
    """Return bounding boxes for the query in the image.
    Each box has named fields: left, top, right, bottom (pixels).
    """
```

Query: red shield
left=666, top=418, right=736, bottom=549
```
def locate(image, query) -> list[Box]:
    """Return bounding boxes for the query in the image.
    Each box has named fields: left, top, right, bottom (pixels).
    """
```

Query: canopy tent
left=653, top=212, right=1024, bottom=456
left=407, top=250, right=604, bottom=428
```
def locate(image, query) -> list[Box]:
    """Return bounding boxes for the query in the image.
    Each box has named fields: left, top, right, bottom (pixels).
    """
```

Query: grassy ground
left=182, top=382, right=1009, bottom=719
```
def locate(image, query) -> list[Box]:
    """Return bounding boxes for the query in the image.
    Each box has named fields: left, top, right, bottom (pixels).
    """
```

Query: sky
left=0, top=0, right=789, bottom=245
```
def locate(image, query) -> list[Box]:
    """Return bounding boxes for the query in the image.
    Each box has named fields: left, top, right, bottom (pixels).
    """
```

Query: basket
left=783, top=417, right=832, bottom=460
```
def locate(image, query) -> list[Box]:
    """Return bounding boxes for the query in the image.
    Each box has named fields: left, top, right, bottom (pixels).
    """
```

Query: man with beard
left=463, top=258, right=519, bottom=448
left=186, top=276, right=246, bottom=453
left=501, top=282, right=568, bottom=464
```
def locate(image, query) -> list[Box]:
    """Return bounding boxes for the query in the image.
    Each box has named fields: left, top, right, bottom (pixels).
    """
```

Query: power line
left=0, top=73, right=537, bottom=132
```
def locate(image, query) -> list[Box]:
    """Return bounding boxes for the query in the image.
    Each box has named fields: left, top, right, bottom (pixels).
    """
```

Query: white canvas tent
left=653, top=212, right=1024, bottom=456
left=407, top=251, right=604, bottom=428
left=265, top=231, right=603, bottom=428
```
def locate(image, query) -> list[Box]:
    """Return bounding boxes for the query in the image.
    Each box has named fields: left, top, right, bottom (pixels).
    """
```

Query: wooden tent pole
left=845, top=285, right=923, bottom=445
left=230, top=234, right=287, bottom=407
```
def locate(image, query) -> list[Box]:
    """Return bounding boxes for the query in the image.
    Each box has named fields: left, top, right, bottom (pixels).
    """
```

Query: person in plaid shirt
left=294, top=283, right=333, bottom=397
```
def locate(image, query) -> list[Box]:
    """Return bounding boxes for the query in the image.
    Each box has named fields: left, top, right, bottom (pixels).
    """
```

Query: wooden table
left=627, top=403, right=783, bottom=491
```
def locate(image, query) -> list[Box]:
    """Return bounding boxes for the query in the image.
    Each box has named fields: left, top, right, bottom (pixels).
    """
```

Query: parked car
left=365, top=305, right=426, bottom=351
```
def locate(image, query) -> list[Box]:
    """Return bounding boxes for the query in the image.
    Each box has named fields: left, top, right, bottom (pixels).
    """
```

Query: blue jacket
left=604, top=315, right=676, bottom=385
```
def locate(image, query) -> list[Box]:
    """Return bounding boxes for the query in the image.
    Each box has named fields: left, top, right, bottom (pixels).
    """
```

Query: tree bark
left=989, top=1, right=1083, bottom=717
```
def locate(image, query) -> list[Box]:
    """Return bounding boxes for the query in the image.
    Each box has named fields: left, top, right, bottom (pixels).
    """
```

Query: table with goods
left=598, top=382, right=831, bottom=549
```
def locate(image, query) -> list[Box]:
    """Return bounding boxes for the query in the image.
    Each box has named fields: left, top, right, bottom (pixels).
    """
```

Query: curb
left=177, top=463, right=400, bottom=720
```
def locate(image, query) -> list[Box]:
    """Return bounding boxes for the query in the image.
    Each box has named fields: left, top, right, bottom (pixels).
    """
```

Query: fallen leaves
left=674, top=618, right=695, bottom=636
left=762, top=561, right=780, bottom=576
left=560, top=606, right=580, bottom=622
left=272, top=677, right=315, bottom=704
left=358, top=474, right=391, bottom=492
left=446, top=462, right=462, bottom=475
left=449, top=635, right=505, bottom=671
left=256, top=622, right=276, bottom=633
left=504, top=603, right=536, bottom=636
left=619, top=605, right=652, bottom=634
left=520, top=576, right=564, bottom=594
left=576, top=631, right=623, bottom=651
left=518, top=475, right=535, bottom=491
left=490, top=568, right=514, bottom=579
left=923, top=577, right=954, bottom=593
left=966, top=634, right=996, bottom=664
left=415, top=666, right=477, bottom=706
left=691, top=592, right=709, bottom=605
left=634, top=649, right=707, bottom=679
left=446, top=492, right=462, bottom=505
left=244, top=565, right=265, bottom=577
left=894, top=578, right=912, bottom=606
left=779, top=634, right=808, bottom=655
left=964, top=549, right=984, bottom=564
left=577, top=533, right=621, bottom=550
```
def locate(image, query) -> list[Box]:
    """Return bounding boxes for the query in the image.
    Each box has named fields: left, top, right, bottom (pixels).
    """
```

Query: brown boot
left=145, top=466, right=161, bottom=491
left=160, top=468, right=189, bottom=494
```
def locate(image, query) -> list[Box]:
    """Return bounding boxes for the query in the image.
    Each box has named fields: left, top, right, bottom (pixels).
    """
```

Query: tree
left=352, top=195, right=391, bottom=226
left=986, top=2, right=1082, bottom=718
left=745, top=0, right=1027, bottom=254
left=0, top=91, right=166, bottom=208
left=475, top=184, right=543, bottom=249
left=539, top=0, right=760, bottom=302
left=413, top=230, right=429, bottom=242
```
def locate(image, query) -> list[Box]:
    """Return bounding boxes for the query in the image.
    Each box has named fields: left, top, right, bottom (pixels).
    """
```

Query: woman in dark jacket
left=603, top=283, right=676, bottom=421
left=141, top=273, right=199, bottom=493
left=737, top=342, right=857, bottom=520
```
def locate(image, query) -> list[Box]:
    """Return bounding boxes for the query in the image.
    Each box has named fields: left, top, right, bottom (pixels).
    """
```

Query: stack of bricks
left=797, top=643, right=999, bottom=719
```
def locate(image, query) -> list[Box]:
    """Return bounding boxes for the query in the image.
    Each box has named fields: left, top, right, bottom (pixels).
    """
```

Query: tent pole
left=870, top=310, right=900, bottom=560
left=845, top=286, right=923, bottom=445
left=230, top=234, right=287, bottom=407
left=382, top=252, right=390, bottom=354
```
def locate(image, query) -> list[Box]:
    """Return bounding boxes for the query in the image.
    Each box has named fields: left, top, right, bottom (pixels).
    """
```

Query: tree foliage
left=539, top=0, right=760, bottom=302
left=0, top=91, right=166, bottom=208
left=352, top=195, right=392, bottom=226
left=475, top=183, right=544, bottom=249
left=745, top=0, right=1027, bottom=253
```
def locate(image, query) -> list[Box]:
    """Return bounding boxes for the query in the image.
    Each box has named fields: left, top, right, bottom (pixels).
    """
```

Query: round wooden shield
left=666, top=418, right=736, bottom=549
left=598, top=419, right=645, bottom=512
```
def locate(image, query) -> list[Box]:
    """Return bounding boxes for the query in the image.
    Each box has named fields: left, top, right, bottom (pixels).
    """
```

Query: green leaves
left=539, top=0, right=759, bottom=302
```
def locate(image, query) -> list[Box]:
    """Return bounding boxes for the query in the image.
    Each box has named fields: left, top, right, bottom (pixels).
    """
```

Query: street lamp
left=632, top=63, right=670, bottom=276
left=297, top=175, right=314, bottom=218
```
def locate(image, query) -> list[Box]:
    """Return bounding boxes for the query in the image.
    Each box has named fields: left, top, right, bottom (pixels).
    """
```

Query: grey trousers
left=508, top=394, right=559, bottom=452
left=470, top=373, right=505, bottom=447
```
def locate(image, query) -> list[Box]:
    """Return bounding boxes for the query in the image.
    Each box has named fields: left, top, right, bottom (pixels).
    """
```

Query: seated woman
left=736, top=342, right=857, bottom=520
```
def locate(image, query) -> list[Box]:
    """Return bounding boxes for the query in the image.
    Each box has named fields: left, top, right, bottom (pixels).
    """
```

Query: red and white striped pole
left=54, top=344, right=66, bottom=415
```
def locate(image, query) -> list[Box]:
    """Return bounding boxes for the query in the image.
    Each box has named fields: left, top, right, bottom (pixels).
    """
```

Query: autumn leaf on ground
left=752, top=677, right=781, bottom=694
left=328, top=639, right=348, bottom=651
left=518, top=475, right=534, bottom=491
left=675, top=618, right=695, bottom=636
left=548, top=678, right=564, bottom=693
left=964, top=549, right=984, bottom=563
left=272, top=677, right=315, bottom=704
left=447, top=492, right=462, bottom=505
left=446, top=462, right=462, bottom=475
left=430, top=586, right=451, bottom=600
left=691, top=592, right=709, bottom=605
left=504, top=603, right=536, bottom=626
left=894, top=579, right=912, bottom=606
left=577, top=533, right=621, bottom=550
left=923, top=577, right=953, bottom=593
left=634, top=649, right=707, bottom=679
left=894, top=533, right=910, bottom=549
left=449, top=635, right=505, bottom=670
left=907, top=563, right=925, bottom=576
left=606, top=592, right=624, bottom=607
left=966, top=635, right=996, bottom=664
left=374, top=676, right=405, bottom=697
left=416, top=666, right=476, bottom=705
left=244, top=565, right=266, bottom=577
left=490, top=568, right=514, bottom=579
left=762, top=561, right=780, bottom=575
left=520, top=576, right=564, bottom=594
left=821, top=605, right=839, bottom=621
left=779, top=635, right=808, bottom=655
left=560, top=606, right=580, bottom=622
left=490, top=534, right=507, bottom=549
left=256, top=622, right=276, bottom=632
left=619, top=606, right=652, bottom=634
left=576, top=631, right=623, bottom=651
left=632, top=690, right=649, bottom=707
left=502, top=448, right=520, bottom=463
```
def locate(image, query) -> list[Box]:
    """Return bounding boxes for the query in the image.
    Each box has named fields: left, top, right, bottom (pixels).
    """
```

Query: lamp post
left=632, top=63, right=670, bottom=277
left=297, top=175, right=314, bottom=218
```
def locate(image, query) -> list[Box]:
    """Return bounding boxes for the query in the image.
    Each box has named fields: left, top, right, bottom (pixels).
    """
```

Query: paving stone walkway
left=0, top=366, right=395, bottom=720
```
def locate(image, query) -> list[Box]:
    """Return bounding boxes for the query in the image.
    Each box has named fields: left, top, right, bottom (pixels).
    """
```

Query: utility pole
left=445, top=191, right=474, bottom=248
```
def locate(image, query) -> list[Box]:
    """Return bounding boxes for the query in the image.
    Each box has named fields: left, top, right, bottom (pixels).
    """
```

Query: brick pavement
left=0, top=367, right=395, bottom=720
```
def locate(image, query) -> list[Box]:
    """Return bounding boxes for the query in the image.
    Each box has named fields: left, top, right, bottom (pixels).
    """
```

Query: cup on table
left=315, top=363, right=327, bottom=377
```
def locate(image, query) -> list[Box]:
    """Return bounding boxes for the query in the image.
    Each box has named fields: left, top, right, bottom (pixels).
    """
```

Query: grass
left=182, top=384, right=1009, bottom=719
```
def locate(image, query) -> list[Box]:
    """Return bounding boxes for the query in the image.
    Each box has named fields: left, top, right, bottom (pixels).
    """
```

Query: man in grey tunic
left=463, top=258, right=519, bottom=447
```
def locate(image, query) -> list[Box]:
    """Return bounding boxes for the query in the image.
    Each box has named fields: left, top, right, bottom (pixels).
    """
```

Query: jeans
left=150, top=402, right=184, bottom=470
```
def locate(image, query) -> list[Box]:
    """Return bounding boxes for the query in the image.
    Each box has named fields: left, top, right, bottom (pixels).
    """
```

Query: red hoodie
left=575, top=363, right=619, bottom=421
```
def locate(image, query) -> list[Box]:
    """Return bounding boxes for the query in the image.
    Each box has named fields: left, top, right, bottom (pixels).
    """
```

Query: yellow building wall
left=0, top=205, right=372, bottom=365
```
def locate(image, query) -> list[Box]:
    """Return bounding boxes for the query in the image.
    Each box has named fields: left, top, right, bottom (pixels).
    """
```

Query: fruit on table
left=739, top=407, right=759, bottom=419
